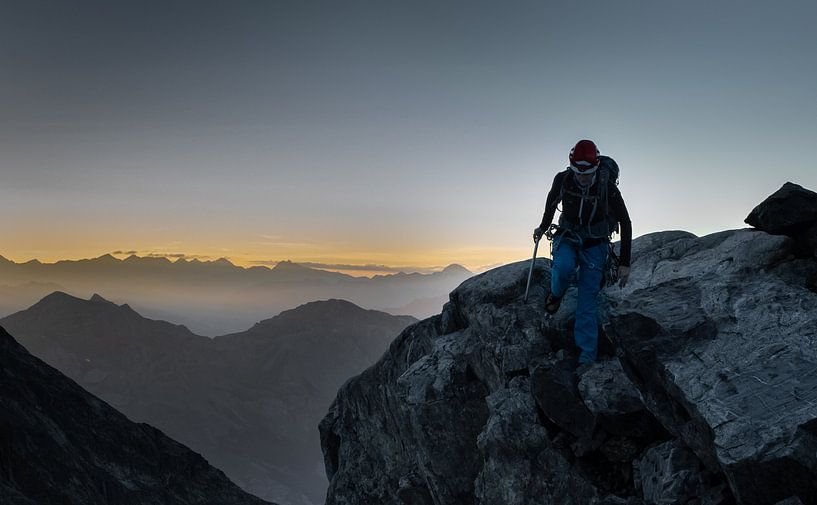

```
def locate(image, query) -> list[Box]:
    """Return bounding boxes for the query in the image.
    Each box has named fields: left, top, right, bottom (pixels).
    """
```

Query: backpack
left=558, top=155, right=621, bottom=239
left=597, top=156, right=622, bottom=288
left=597, top=155, right=620, bottom=238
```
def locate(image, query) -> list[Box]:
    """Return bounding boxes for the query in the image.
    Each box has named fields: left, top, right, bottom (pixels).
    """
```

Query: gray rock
left=578, top=360, right=644, bottom=421
left=475, top=377, right=603, bottom=505
left=322, top=254, right=670, bottom=503
left=532, top=357, right=596, bottom=443
left=745, top=182, right=817, bottom=235
left=635, top=440, right=707, bottom=504
left=745, top=182, right=817, bottom=257
left=322, top=185, right=817, bottom=505
left=774, top=498, right=805, bottom=505
left=607, top=229, right=817, bottom=505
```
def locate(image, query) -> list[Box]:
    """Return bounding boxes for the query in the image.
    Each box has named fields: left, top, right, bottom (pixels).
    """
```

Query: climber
left=533, top=139, right=632, bottom=375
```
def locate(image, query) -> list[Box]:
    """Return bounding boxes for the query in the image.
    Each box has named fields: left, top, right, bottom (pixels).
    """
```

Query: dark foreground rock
left=0, top=326, right=272, bottom=505
left=745, top=181, right=817, bottom=257
left=321, top=185, right=817, bottom=504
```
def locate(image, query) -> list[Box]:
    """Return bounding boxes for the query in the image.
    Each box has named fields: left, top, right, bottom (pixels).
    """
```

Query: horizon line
left=0, top=252, right=478, bottom=277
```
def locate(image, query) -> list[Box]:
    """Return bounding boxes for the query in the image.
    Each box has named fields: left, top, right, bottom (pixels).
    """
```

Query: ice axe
left=523, top=236, right=540, bottom=303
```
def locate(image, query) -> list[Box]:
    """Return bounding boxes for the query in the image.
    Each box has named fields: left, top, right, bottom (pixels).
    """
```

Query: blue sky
left=1, top=0, right=815, bottom=272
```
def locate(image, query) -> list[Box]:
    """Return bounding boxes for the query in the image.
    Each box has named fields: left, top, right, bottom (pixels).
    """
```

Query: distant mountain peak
left=273, top=260, right=309, bottom=271
left=300, top=298, right=362, bottom=310
left=38, top=291, right=79, bottom=304
left=89, top=293, right=111, bottom=303
left=12, top=291, right=198, bottom=337
left=124, top=255, right=172, bottom=264
left=212, top=258, right=234, bottom=267
left=95, top=254, right=119, bottom=262
left=441, top=264, right=472, bottom=275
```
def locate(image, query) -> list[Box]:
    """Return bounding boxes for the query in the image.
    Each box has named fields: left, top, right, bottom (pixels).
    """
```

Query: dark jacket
left=539, top=170, right=632, bottom=267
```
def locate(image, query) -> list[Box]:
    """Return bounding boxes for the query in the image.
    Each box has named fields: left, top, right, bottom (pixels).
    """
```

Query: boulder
left=745, top=182, right=817, bottom=235
left=745, top=182, right=817, bottom=257
left=634, top=439, right=726, bottom=505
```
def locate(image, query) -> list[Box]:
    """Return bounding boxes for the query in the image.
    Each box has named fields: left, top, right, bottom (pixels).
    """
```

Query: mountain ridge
left=0, top=253, right=472, bottom=277
left=0, top=325, right=273, bottom=505
left=0, top=256, right=472, bottom=335
left=2, top=292, right=417, bottom=505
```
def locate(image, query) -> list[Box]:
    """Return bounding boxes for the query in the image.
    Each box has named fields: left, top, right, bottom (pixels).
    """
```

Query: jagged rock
left=322, top=257, right=665, bottom=504
left=745, top=182, right=817, bottom=235
left=397, top=331, right=491, bottom=503
left=634, top=440, right=712, bottom=504
left=320, top=317, right=441, bottom=504
left=475, top=376, right=603, bottom=505
left=578, top=360, right=644, bottom=424
left=745, top=182, right=817, bottom=257
left=323, top=185, right=817, bottom=505
left=607, top=229, right=817, bottom=505
left=532, top=357, right=595, bottom=443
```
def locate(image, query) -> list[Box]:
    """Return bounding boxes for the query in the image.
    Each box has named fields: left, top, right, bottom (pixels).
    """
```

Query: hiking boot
left=545, top=292, right=562, bottom=315
left=575, top=362, right=593, bottom=377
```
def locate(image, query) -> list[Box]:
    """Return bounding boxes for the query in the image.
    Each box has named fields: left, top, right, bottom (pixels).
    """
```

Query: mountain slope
left=0, top=325, right=272, bottom=505
left=2, top=295, right=416, bottom=505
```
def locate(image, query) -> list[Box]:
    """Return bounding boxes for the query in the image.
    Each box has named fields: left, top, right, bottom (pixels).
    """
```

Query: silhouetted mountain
left=0, top=325, right=272, bottom=505
left=441, top=263, right=471, bottom=275
left=0, top=281, right=65, bottom=318
left=2, top=291, right=208, bottom=382
left=0, top=256, right=471, bottom=335
left=2, top=294, right=416, bottom=505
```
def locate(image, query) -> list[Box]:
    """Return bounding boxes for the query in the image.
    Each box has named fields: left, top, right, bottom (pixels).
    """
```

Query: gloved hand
left=618, top=266, right=630, bottom=288
left=533, top=227, right=544, bottom=241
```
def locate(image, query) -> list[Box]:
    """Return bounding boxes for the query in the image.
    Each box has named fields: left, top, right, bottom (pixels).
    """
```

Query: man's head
left=569, top=139, right=599, bottom=187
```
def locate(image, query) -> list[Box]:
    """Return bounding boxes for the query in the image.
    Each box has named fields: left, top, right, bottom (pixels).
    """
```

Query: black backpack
left=558, top=155, right=621, bottom=239
left=597, top=155, right=620, bottom=238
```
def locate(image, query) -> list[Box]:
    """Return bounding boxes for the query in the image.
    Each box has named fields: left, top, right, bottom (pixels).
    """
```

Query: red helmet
left=569, top=139, right=600, bottom=172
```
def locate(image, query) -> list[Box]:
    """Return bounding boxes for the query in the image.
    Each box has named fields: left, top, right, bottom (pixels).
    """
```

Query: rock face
left=321, top=185, right=817, bottom=504
left=0, top=326, right=272, bottom=505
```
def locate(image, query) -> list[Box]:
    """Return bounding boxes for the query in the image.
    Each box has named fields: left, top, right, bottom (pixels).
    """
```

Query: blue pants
left=550, top=237, right=608, bottom=364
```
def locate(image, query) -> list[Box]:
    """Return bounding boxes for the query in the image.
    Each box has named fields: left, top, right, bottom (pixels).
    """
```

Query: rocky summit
left=320, top=183, right=817, bottom=505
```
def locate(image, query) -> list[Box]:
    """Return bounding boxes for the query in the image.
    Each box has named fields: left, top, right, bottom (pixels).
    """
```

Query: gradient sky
left=2, top=0, right=816, bottom=273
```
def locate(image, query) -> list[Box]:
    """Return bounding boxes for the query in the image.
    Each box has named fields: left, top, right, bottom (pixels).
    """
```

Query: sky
left=1, top=0, right=816, bottom=274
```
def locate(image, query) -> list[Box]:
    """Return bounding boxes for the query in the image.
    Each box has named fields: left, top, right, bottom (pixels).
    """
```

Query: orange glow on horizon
left=0, top=246, right=534, bottom=278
